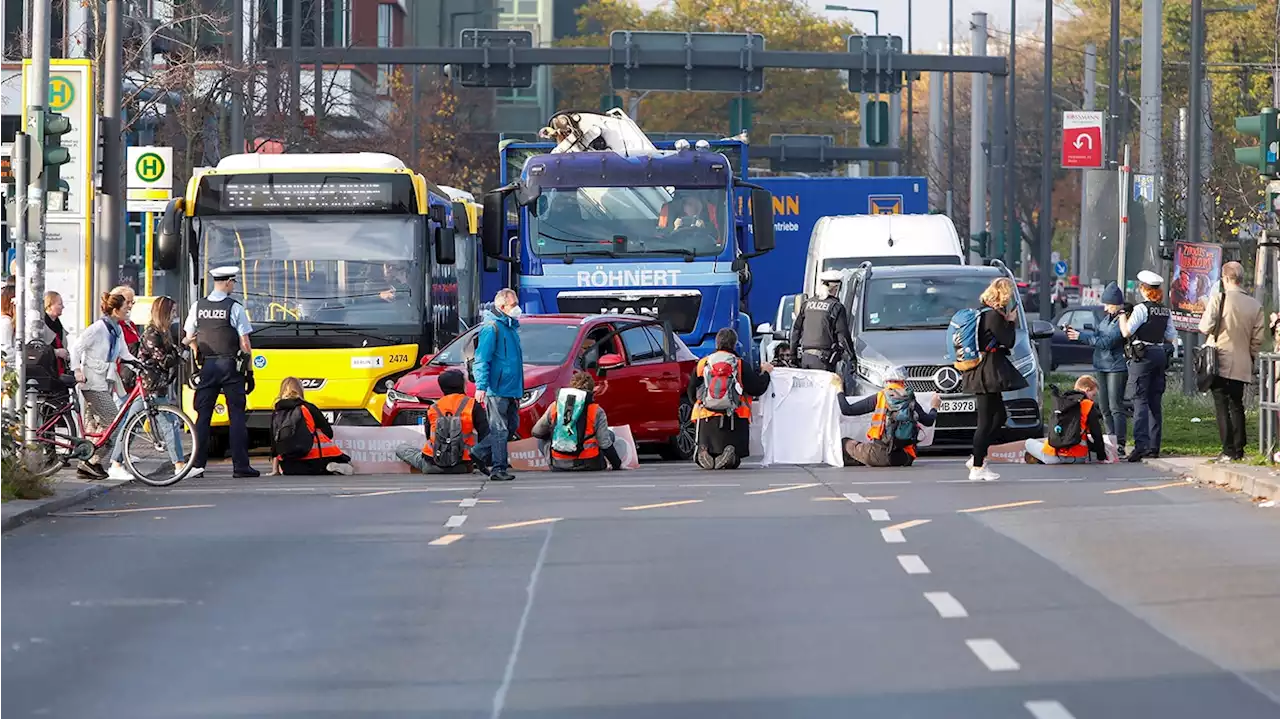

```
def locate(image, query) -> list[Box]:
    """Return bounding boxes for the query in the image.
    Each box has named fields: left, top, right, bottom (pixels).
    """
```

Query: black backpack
left=273, top=404, right=317, bottom=460
left=1047, top=387, right=1085, bottom=450
left=430, top=398, right=471, bottom=468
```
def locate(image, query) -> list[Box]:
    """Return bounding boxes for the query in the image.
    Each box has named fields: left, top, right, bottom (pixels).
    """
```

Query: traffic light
left=42, top=110, right=72, bottom=193
left=1233, top=107, right=1278, bottom=178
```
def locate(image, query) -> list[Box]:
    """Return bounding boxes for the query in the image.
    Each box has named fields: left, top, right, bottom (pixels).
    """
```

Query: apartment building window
left=322, top=0, right=350, bottom=47
left=376, top=2, right=394, bottom=94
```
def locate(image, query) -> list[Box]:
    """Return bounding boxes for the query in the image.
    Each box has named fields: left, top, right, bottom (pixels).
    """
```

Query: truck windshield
left=198, top=215, right=424, bottom=327
left=530, top=186, right=728, bottom=259
left=862, top=275, right=1020, bottom=331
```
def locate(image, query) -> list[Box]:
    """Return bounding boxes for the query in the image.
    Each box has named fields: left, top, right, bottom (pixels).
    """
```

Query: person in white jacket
left=70, top=292, right=139, bottom=480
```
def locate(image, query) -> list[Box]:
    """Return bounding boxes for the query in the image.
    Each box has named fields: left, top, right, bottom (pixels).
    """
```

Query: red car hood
left=394, top=363, right=563, bottom=400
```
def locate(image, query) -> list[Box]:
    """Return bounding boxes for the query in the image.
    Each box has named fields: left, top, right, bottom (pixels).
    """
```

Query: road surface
left=4, top=458, right=1279, bottom=717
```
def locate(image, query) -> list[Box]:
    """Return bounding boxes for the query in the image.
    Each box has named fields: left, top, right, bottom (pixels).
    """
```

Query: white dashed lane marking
left=445, top=515, right=467, bottom=529
left=881, top=529, right=906, bottom=543
left=897, top=555, right=930, bottom=574
left=1025, top=700, right=1077, bottom=719
left=923, top=591, right=969, bottom=618
left=965, top=638, right=1020, bottom=671
left=843, top=492, right=870, bottom=503
left=868, top=509, right=891, bottom=522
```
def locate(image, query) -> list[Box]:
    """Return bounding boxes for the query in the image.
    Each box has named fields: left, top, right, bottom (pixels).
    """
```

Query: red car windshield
left=430, top=322, right=583, bottom=367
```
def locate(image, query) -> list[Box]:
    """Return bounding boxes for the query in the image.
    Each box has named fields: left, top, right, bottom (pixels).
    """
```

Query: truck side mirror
left=435, top=227, right=456, bottom=265
left=155, top=197, right=184, bottom=271
left=481, top=192, right=506, bottom=259
left=749, top=188, right=775, bottom=253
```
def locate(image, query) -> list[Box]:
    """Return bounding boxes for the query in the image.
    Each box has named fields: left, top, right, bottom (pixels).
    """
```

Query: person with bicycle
left=139, top=296, right=187, bottom=473
left=183, top=266, right=259, bottom=478
left=70, top=292, right=140, bottom=480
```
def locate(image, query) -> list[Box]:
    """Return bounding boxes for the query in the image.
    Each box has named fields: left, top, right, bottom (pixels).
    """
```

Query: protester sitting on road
left=771, top=342, right=794, bottom=368
left=1067, top=282, right=1128, bottom=458
left=838, top=366, right=939, bottom=467
left=1025, top=375, right=1110, bottom=464
left=531, top=371, right=623, bottom=471
left=270, top=377, right=353, bottom=476
left=688, top=328, right=773, bottom=470
left=71, top=293, right=140, bottom=480
left=394, top=369, right=490, bottom=475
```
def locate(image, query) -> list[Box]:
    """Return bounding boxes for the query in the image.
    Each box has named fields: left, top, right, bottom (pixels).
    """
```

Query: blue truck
left=480, top=115, right=775, bottom=357
left=747, top=176, right=929, bottom=329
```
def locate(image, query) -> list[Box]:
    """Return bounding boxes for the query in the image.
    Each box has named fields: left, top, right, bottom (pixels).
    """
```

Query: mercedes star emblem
left=933, top=367, right=961, bottom=392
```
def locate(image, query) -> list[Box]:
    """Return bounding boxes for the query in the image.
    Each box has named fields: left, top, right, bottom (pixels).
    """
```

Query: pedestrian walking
left=789, top=270, right=856, bottom=375
left=962, top=277, right=1028, bottom=481
left=271, top=377, right=353, bottom=476
left=470, top=288, right=524, bottom=481
left=688, top=328, right=773, bottom=470
left=1198, top=261, right=1264, bottom=462
left=70, top=292, right=139, bottom=480
left=183, top=267, right=258, bottom=478
left=138, top=295, right=188, bottom=471
left=1120, top=270, right=1176, bottom=462
left=1067, top=282, right=1129, bottom=457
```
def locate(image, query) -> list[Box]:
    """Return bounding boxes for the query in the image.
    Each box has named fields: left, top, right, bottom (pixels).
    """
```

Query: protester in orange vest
left=1026, top=375, right=1110, bottom=464
left=838, top=366, right=940, bottom=467
left=531, top=371, right=623, bottom=471
left=270, top=377, right=353, bottom=475
left=394, top=369, right=491, bottom=475
left=687, top=328, right=773, bottom=470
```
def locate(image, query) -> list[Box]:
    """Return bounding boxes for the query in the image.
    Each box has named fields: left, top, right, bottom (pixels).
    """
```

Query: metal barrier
left=1258, top=353, right=1280, bottom=462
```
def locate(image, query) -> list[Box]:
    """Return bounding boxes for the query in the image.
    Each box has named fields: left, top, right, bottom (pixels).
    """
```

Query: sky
left=633, top=0, right=1061, bottom=52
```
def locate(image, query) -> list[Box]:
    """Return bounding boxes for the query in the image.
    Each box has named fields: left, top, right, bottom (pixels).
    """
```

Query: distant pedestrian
left=71, top=292, right=139, bottom=480
left=1067, top=282, right=1129, bottom=457
left=962, top=277, right=1027, bottom=481
left=1198, top=261, right=1265, bottom=463
left=688, top=328, right=773, bottom=470
left=137, top=296, right=187, bottom=472
left=42, top=291, right=70, bottom=376
left=1120, top=270, right=1176, bottom=462
left=109, top=285, right=141, bottom=391
left=271, top=377, right=353, bottom=476
left=470, top=288, right=524, bottom=481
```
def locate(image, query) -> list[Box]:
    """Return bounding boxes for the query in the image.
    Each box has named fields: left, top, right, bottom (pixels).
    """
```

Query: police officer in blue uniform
left=183, top=266, right=259, bottom=478
left=1120, top=269, right=1175, bottom=462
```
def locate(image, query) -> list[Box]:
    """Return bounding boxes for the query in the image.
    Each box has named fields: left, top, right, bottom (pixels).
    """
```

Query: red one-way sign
left=1062, top=111, right=1105, bottom=168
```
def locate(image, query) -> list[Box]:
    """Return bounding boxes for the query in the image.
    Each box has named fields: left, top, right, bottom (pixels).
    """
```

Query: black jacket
left=1082, top=401, right=1108, bottom=462
left=686, top=355, right=772, bottom=405
left=962, top=309, right=1028, bottom=394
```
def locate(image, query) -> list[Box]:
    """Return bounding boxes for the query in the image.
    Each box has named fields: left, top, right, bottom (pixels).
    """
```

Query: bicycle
left=10, top=359, right=199, bottom=486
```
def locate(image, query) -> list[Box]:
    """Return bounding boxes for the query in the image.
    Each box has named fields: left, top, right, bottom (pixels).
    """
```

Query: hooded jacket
left=473, top=308, right=525, bottom=399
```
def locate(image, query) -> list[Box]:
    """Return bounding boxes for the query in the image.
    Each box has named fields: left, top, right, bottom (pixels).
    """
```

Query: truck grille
left=556, top=290, right=702, bottom=334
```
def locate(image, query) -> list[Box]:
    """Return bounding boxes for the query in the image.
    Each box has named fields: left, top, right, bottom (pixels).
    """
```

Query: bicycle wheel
left=121, top=405, right=198, bottom=487
left=16, top=404, right=79, bottom=480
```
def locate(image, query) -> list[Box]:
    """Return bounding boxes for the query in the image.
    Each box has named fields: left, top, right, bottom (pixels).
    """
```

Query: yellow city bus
left=154, top=152, right=472, bottom=453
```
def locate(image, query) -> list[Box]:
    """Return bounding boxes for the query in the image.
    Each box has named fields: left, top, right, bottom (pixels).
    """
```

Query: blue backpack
left=946, top=307, right=992, bottom=371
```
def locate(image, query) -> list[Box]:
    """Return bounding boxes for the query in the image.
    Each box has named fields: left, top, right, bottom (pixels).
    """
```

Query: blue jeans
left=1127, top=348, right=1167, bottom=456
left=158, top=389, right=186, bottom=463
left=473, top=396, right=520, bottom=473
left=1097, top=370, right=1130, bottom=449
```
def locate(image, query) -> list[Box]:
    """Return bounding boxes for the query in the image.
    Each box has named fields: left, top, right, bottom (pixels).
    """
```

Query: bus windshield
left=198, top=215, right=424, bottom=326
left=529, top=186, right=729, bottom=259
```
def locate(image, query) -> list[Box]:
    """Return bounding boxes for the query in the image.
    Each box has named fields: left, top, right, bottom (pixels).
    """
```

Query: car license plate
left=940, top=399, right=976, bottom=413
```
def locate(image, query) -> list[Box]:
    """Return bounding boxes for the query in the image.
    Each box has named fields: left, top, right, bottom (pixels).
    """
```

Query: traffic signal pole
left=22, top=0, right=52, bottom=451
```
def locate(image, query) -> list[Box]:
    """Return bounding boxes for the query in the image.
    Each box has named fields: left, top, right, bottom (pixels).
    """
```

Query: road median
left=2, top=473, right=131, bottom=532
left=1145, top=456, right=1279, bottom=502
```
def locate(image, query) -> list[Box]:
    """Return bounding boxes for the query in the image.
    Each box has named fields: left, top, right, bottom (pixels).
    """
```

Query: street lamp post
left=824, top=5, right=879, bottom=35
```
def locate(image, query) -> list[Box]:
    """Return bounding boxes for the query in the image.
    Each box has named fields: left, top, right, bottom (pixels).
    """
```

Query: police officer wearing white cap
left=789, top=269, right=856, bottom=376
left=1119, top=270, right=1175, bottom=462
left=182, top=266, right=259, bottom=477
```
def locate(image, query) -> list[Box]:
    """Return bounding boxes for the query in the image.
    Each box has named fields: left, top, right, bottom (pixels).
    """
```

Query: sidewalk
left=2, top=470, right=131, bottom=532
left=1146, top=456, right=1280, bottom=502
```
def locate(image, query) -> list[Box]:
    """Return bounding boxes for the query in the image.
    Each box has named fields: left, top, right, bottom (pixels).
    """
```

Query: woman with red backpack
left=687, top=328, right=773, bottom=469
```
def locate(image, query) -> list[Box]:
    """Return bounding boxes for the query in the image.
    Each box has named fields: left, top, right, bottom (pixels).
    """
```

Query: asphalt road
left=4, top=458, right=1280, bottom=718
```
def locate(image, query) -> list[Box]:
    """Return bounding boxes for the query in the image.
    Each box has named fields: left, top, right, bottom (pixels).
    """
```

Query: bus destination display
left=223, top=180, right=395, bottom=211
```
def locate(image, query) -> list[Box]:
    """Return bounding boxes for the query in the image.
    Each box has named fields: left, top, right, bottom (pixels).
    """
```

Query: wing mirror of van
left=1030, top=320, right=1055, bottom=341
left=755, top=322, right=773, bottom=336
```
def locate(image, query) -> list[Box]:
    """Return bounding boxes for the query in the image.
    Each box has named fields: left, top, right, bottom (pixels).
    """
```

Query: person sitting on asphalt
left=394, top=369, right=490, bottom=475
left=687, top=327, right=773, bottom=470
left=837, top=366, right=939, bottom=467
left=1025, top=375, right=1110, bottom=465
left=270, top=377, right=354, bottom=476
left=531, top=371, right=623, bottom=472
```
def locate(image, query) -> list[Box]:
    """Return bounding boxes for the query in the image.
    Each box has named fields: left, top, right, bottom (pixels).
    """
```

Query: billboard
left=1170, top=241, right=1223, bottom=332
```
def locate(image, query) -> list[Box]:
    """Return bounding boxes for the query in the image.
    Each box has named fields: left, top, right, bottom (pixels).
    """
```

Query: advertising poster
left=1170, top=242, right=1223, bottom=332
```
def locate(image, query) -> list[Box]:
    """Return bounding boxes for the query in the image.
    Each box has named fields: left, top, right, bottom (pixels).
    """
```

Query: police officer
left=789, top=269, right=856, bottom=374
left=1119, top=269, right=1175, bottom=463
left=183, top=266, right=259, bottom=478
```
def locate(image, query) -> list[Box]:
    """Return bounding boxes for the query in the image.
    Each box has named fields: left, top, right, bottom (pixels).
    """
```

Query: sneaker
left=233, top=466, right=261, bottom=478
left=695, top=447, right=715, bottom=469
left=1126, top=450, right=1146, bottom=463
left=107, top=463, right=133, bottom=480
left=713, top=445, right=738, bottom=470
left=185, top=466, right=205, bottom=479
left=489, top=470, right=515, bottom=482
left=965, top=456, right=975, bottom=469
left=968, top=466, right=986, bottom=481
left=326, top=462, right=354, bottom=476
left=77, top=461, right=108, bottom=480
left=979, top=466, right=1000, bottom=481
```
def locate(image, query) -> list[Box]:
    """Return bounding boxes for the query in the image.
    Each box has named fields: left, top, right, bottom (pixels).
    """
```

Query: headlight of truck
left=520, top=385, right=547, bottom=409
left=384, top=388, right=417, bottom=407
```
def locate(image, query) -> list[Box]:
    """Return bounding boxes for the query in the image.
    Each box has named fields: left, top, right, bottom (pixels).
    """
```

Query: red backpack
left=698, top=351, right=743, bottom=414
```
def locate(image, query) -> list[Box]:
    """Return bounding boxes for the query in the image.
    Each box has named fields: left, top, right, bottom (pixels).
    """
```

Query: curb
left=1, top=479, right=130, bottom=532
left=1145, top=457, right=1279, bottom=502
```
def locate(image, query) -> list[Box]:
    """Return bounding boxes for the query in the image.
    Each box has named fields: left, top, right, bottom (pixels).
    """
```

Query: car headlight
left=520, top=385, right=547, bottom=409
left=858, top=359, right=890, bottom=388
left=384, top=388, right=418, bottom=407
left=1012, top=351, right=1038, bottom=377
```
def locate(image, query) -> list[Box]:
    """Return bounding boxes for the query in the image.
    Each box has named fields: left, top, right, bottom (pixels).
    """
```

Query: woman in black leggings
left=963, top=277, right=1028, bottom=481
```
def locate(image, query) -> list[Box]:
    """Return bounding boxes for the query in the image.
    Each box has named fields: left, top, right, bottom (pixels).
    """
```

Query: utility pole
left=10, top=135, right=29, bottom=417
left=947, top=0, right=955, bottom=217
left=970, top=12, right=988, bottom=259
left=928, top=69, right=944, bottom=210
left=100, top=0, right=124, bottom=301
left=1080, top=43, right=1097, bottom=281
left=1107, top=0, right=1121, bottom=166
left=1200, top=75, right=1214, bottom=238
left=291, top=0, right=303, bottom=148
left=230, top=0, right=245, bottom=154
left=1187, top=0, right=1204, bottom=247
left=411, top=68, right=421, bottom=167
left=1039, top=0, right=1054, bottom=331
left=1006, top=0, right=1019, bottom=271
left=24, top=0, right=53, bottom=449
left=1138, top=0, right=1162, bottom=245
left=905, top=0, right=914, bottom=171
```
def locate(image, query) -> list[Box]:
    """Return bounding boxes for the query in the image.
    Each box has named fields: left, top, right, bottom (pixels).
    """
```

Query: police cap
left=210, top=266, right=239, bottom=281
left=819, top=270, right=844, bottom=283
left=1136, top=270, right=1163, bottom=287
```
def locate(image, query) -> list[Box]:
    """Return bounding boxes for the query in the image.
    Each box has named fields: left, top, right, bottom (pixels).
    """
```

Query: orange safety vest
left=422, top=394, right=478, bottom=460
left=548, top=403, right=601, bottom=460
left=866, top=391, right=917, bottom=458
left=691, top=355, right=752, bottom=422
left=1044, top=398, right=1094, bottom=458
left=299, top=405, right=346, bottom=461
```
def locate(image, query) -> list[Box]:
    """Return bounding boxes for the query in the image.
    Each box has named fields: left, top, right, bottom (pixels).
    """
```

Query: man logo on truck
left=600, top=306, right=658, bottom=317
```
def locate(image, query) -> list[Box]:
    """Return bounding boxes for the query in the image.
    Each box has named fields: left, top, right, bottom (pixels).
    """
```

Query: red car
left=381, top=314, right=699, bottom=460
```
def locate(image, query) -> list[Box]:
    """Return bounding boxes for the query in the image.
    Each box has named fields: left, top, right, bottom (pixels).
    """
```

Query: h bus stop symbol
left=135, top=153, right=165, bottom=183
left=47, top=77, right=74, bottom=112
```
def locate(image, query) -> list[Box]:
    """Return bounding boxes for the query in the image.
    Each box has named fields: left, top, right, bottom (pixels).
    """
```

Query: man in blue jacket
left=1067, top=282, right=1129, bottom=458
left=472, top=288, right=525, bottom=481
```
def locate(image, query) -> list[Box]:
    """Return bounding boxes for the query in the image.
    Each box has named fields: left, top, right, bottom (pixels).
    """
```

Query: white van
left=801, top=214, right=965, bottom=297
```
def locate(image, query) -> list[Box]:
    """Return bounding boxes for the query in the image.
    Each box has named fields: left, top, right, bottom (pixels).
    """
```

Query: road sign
left=1051, top=251, right=1061, bottom=264
left=17, top=59, right=95, bottom=218
left=127, top=146, right=173, bottom=212
left=1054, top=260, right=1069, bottom=276
left=609, top=31, right=766, bottom=93
left=1133, top=173, right=1156, bottom=202
left=1062, top=111, right=1104, bottom=169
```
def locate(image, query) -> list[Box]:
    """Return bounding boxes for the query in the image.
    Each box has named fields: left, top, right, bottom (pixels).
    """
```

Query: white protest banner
left=331, top=425, right=424, bottom=474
